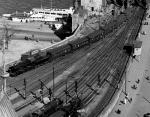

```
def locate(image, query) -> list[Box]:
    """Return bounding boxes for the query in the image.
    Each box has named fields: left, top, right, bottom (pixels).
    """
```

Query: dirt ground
left=0, top=40, right=53, bottom=66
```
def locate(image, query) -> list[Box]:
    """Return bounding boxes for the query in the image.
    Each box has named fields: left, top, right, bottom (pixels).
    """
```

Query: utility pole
left=2, top=34, right=6, bottom=92
left=65, top=79, right=68, bottom=104
left=1, top=26, right=9, bottom=92
left=40, top=79, right=44, bottom=100
left=97, top=74, right=101, bottom=87
left=40, top=0, right=43, bottom=9
left=124, top=71, right=128, bottom=104
left=52, top=66, right=55, bottom=98
left=86, top=83, right=99, bottom=95
left=14, top=88, right=26, bottom=100
left=14, top=78, right=27, bottom=100
left=23, top=79, right=27, bottom=99
left=74, top=80, right=78, bottom=98
left=99, top=4, right=101, bottom=40
left=105, top=79, right=130, bottom=103
left=39, top=79, right=52, bottom=101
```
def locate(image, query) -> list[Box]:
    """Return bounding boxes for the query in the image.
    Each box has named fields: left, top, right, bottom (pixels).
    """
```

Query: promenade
left=108, top=7, right=150, bottom=117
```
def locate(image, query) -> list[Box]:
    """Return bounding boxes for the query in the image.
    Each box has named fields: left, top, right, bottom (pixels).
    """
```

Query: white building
left=133, top=41, right=142, bottom=56
left=81, top=0, right=107, bottom=11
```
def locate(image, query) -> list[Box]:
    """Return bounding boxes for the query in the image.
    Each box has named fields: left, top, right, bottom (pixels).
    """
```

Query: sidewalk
left=108, top=8, right=150, bottom=117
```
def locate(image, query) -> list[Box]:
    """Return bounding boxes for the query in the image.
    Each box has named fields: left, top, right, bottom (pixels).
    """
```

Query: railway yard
left=0, top=5, right=146, bottom=117
left=109, top=5, right=150, bottom=117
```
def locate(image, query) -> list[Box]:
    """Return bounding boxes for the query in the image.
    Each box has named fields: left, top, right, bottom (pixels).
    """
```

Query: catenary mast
left=0, top=24, right=18, bottom=117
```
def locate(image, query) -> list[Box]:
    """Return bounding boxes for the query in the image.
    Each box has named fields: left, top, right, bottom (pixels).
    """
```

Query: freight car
left=87, top=30, right=104, bottom=43
left=49, top=110, right=66, bottom=117
left=23, top=97, right=82, bottom=117
left=47, top=44, right=72, bottom=59
left=7, top=12, right=128, bottom=77
left=23, top=98, right=63, bottom=117
left=48, top=97, right=82, bottom=117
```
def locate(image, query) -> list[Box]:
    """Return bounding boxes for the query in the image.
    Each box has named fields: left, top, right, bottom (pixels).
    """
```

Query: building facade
left=81, top=0, right=107, bottom=11
left=72, top=7, right=88, bottom=32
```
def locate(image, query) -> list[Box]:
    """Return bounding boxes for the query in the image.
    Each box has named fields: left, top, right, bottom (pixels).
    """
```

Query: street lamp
left=1, top=28, right=9, bottom=92
left=40, top=0, right=43, bottom=9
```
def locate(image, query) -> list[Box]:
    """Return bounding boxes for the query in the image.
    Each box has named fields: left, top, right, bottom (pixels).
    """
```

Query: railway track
left=44, top=24, right=126, bottom=98
left=58, top=32, right=127, bottom=104
left=54, top=8, right=137, bottom=102
left=37, top=7, right=144, bottom=117
left=13, top=19, right=127, bottom=112
left=6, top=7, right=141, bottom=116
left=57, top=36, right=124, bottom=100
left=8, top=31, right=109, bottom=93
left=89, top=54, right=129, bottom=117
left=88, top=8, right=145, bottom=117
left=6, top=7, right=128, bottom=94
left=33, top=21, right=129, bottom=108
left=7, top=23, right=118, bottom=91
left=37, top=8, right=144, bottom=117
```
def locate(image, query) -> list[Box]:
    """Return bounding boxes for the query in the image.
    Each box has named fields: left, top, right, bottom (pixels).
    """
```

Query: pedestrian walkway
left=108, top=8, right=150, bottom=117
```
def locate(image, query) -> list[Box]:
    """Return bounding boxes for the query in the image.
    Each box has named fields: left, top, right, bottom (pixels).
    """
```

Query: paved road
left=0, top=27, right=61, bottom=42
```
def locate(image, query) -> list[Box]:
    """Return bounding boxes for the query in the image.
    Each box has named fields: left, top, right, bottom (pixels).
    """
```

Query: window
left=57, top=13, right=62, bottom=15
left=45, top=12, right=50, bottom=14
left=63, top=14, right=67, bottom=16
left=91, top=7, right=94, bottom=11
left=51, top=13, right=56, bottom=15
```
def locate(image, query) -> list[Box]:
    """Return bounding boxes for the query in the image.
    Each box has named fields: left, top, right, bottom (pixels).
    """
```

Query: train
left=23, top=97, right=82, bottom=117
left=7, top=12, right=128, bottom=77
